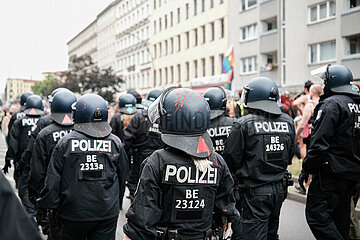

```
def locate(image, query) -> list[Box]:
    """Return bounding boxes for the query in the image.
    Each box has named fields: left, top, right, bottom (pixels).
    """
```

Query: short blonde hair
left=310, top=84, right=323, bottom=97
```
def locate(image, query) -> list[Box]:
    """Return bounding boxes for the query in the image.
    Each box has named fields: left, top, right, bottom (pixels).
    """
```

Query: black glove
left=2, top=160, right=11, bottom=174
left=298, top=170, right=309, bottom=191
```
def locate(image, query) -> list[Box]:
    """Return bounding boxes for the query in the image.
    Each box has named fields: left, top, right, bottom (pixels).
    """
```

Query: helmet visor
left=240, top=86, right=250, bottom=106
left=311, top=64, right=330, bottom=80
left=148, top=95, right=162, bottom=123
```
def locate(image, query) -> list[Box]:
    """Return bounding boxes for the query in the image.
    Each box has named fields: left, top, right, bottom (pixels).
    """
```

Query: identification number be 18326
left=175, top=199, right=205, bottom=209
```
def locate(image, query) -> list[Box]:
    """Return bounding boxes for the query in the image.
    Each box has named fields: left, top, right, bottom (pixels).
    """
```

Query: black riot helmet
left=127, top=90, right=142, bottom=104
left=72, top=94, right=111, bottom=138
left=240, top=77, right=281, bottom=115
left=148, top=87, right=213, bottom=158
left=48, top=88, right=71, bottom=102
left=145, top=89, right=162, bottom=107
left=50, top=91, right=77, bottom=126
left=311, top=64, right=357, bottom=95
left=24, top=95, right=44, bottom=116
left=118, top=93, right=137, bottom=115
left=20, top=91, right=34, bottom=110
left=203, top=87, right=227, bottom=119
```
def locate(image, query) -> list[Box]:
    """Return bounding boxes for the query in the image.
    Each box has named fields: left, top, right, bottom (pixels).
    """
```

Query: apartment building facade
left=115, top=0, right=152, bottom=93
left=150, top=0, right=231, bottom=91
left=5, top=78, right=40, bottom=103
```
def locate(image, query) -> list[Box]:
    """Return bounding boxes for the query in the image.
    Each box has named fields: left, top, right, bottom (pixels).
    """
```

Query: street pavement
left=0, top=133, right=315, bottom=240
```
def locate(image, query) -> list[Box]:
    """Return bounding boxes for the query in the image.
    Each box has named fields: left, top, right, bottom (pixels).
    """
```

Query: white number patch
left=265, top=143, right=284, bottom=152
left=80, top=162, right=104, bottom=171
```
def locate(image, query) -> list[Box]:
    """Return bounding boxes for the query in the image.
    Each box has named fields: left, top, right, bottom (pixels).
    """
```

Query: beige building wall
left=115, top=0, right=151, bottom=94
left=285, top=0, right=360, bottom=92
left=150, top=0, right=229, bottom=90
left=67, top=20, right=98, bottom=64
left=5, top=79, right=40, bottom=103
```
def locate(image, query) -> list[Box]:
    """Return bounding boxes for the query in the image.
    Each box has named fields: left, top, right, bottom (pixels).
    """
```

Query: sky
left=0, top=0, right=114, bottom=94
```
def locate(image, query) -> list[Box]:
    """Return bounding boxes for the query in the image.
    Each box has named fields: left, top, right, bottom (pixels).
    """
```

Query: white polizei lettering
left=254, top=122, right=289, bottom=133
left=165, top=165, right=177, bottom=181
left=177, top=166, right=188, bottom=183
left=52, top=130, right=72, bottom=142
left=348, top=103, right=360, bottom=113
left=22, top=118, right=39, bottom=126
left=164, top=165, right=217, bottom=184
left=71, top=140, right=112, bottom=152
left=207, top=126, right=232, bottom=138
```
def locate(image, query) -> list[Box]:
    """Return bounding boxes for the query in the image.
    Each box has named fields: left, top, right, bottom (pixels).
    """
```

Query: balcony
left=260, top=29, right=279, bottom=53
left=341, top=7, right=360, bottom=37
left=260, top=67, right=280, bottom=81
left=260, top=0, right=278, bottom=21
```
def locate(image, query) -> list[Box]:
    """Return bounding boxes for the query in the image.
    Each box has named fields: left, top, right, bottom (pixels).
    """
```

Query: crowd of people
left=0, top=63, right=359, bottom=240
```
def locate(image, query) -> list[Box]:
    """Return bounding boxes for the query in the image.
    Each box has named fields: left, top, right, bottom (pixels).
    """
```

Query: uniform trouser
left=60, top=217, right=118, bottom=240
left=18, top=169, right=35, bottom=215
left=127, top=151, right=146, bottom=201
left=305, top=172, right=355, bottom=240
left=232, top=181, right=285, bottom=240
left=349, top=191, right=360, bottom=240
left=49, top=210, right=61, bottom=240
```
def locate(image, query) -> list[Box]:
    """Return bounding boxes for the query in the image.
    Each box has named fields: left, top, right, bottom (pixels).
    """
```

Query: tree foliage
left=31, top=75, right=61, bottom=97
left=63, top=55, right=124, bottom=102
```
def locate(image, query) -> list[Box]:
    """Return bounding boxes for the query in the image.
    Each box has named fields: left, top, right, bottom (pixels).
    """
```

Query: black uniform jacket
left=223, top=112, right=295, bottom=188
left=303, top=93, right=360, bottom=181
left=123, top=147, right=238, bottom=239
left=38, top=131, right=129, bottom=221
left=110, top=113, right=124, bottom=142
left=208, top=113, right=236, bottom=155
left=5, top=114, right=42, bottom=163
left=28, top=122, right=73, bottom=194
left=0, top=172, right=42, bottom=240
left=123, top=110, right=163, bottom=153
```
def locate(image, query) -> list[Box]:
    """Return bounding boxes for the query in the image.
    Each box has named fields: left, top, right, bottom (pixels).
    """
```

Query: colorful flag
left=222, top=45, right=234, bottom=73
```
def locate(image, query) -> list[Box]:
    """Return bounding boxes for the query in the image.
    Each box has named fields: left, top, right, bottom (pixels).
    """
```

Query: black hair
left=304, top=81, right=313, bottom=91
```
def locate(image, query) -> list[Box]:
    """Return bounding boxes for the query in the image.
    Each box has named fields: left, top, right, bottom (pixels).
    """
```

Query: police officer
left=3, top=91, right=33, bottom=185
left=123, top=87, right=238, bottom=240
left=38, top=94, right=128, bottom=240
left=203, top=87, right=236, bottom=155
left=124, top=89, right=164, bottom=202
left=0, top=171, right=42, bottom=240
left=5, top=95, right=44, bottom=217
left=28, top=90, right=77, bottom=239
left=128, top=89, right=145, bottom=110
left=301, top=64, right=360, bottom=240
left=110, top=93, right=137, bottom=142
left=223, top=77, right=295, bottom=240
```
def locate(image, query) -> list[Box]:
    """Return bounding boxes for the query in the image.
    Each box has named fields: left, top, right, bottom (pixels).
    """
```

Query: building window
left=194, top=29, right=198, bottom=46
left=186, top=3, right=189, bottom=19
left=165, top=15, right=168, bottom=29
left=159, top=68, right=162, bottom=85
left=348, top=35, right=360, bottom=55
left=154, top=70, right=157, bottom=86
left=201, top=58, right=206, bottom=76
left=170, top=66, right=174, bottom=83
left=186, top=62, right=190, bottom=81
left=194, top=60, right=198, bottom=78
left=210, top=0, right=214, bottom=8
left=262, top=17, right=277, bottom=32
left=309, top=41, right=336, bottom=64
left=219, top=54, right=224, bottom=73
left=177, top=35, right=181, bottom=51
left=241, top=0, right=257, bottom=11
left=159, top=18, right=162, bottom=31
left=210, top=56, right=215, bottom=75
left=201, top=25, right=206, bottom=43
left=241, top=24, right=257, bottom=41
left=170, top=12, right=173, bottom=26
left=177, top=64, right=181, bottom=82
left=202, top=0, right=205, bottom=11
left=170, top=38, right=174, bottom=54
left=350, top=0, right=360, bottom=8
left=153, top=45, right=157, bottom=58
left=154, top=0, right=156, bottom=10
left=220, top=18, right=225, bottom=38
left=159, top=0, right=161, bottom=7
left=159, top=42, right=162, bottom=57
left=177, top=8, right=180, bottom=23
left=165, top=67, right=168, bottom=84
left=210, top=22, right=215, bottom=41
left=194, top=0, right=197, bottom=15
left=186, top=32, right=190, bottom=48
left=309, top=1, right=336, bottom=23
left=154, top=21, right=156, bottom=34
left=240, top=56, right=257, bottom=74
left=165, top=40, right=168, bottom=55
left=220, top=0, right=224, bottom=4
